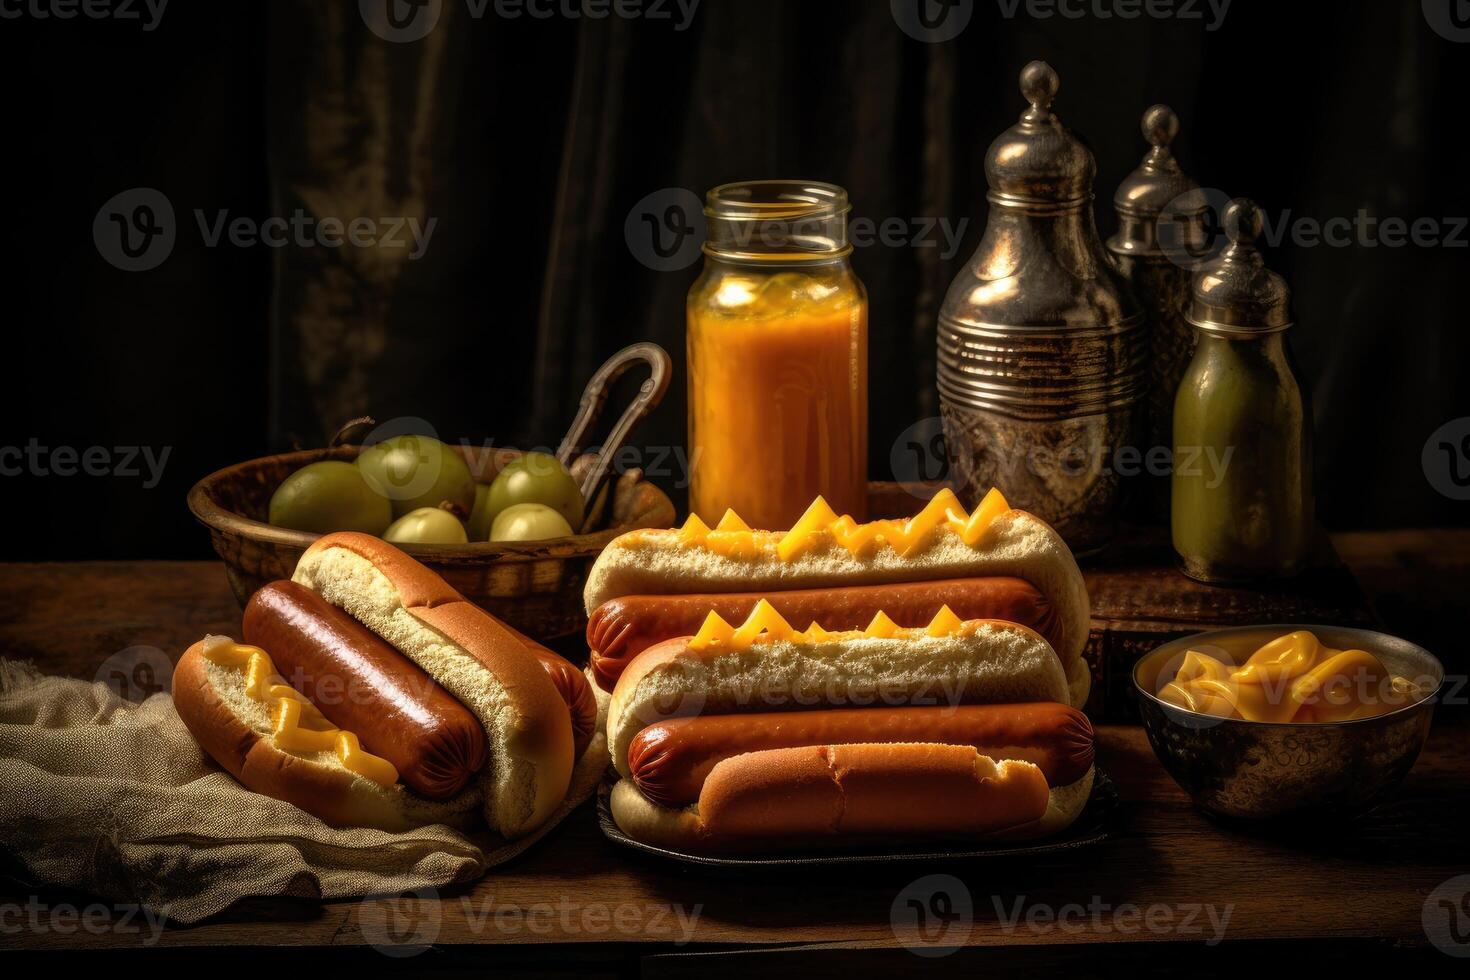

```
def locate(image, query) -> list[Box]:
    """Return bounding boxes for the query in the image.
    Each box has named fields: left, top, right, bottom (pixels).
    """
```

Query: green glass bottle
left=1172, top=199, right=1314, bottom=582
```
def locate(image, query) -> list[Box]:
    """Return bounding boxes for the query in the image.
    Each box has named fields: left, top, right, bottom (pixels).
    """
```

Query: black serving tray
left=595, top=770, right=1116, bottom=868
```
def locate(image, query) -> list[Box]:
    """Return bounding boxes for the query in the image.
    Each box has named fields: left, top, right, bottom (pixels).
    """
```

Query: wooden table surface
left=2, top=531, right=1468, bottom=971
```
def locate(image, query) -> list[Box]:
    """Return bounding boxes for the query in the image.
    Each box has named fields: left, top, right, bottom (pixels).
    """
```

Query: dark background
left=2, top=0, right=1467, bottom=561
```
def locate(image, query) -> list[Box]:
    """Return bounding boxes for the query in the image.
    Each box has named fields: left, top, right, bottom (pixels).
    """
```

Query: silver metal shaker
left=938, top=61, right=1145, bottom=553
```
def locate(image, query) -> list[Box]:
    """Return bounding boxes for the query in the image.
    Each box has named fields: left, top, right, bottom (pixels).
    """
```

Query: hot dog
left=174, top=532, right=578, bottom=837
left=500, top=621, right=597, bottom=759
left=626, top=702, right=1093, bottom=808
left=588, top=577, right=1059, bottom=691
left=612, top=743, right=1053, bottom=851
left=603, top=600, right=1097, bottom=853
left=583, top=488, right=1092, bottom=707
left=242, top=580, right=488, bottom=801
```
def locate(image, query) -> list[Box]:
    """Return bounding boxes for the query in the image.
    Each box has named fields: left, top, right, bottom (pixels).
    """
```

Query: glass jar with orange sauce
left=686, top=180, right=868, bottom=529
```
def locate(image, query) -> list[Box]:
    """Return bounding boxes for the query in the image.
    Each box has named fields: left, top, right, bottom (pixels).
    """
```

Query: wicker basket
left=187, top=444, right=676, bottom=638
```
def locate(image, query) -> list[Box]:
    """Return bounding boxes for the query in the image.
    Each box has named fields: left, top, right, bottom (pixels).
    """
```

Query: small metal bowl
left=1133, top=624, right=1443, bottom=822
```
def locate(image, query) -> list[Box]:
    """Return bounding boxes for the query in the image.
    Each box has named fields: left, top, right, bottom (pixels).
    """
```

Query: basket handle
left=556, top=342, right=673, bottom=503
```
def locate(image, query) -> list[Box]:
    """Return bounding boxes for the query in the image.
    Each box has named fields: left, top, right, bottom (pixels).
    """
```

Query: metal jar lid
left=1186, top=198, right=1294, bottom=335
left=985, top=61, right=1096, bottom=211
left=1107, top=104, right=1208, bottom=260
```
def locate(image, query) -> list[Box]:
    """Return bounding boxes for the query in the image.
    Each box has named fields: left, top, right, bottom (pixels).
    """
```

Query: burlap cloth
left=0, top=659, right=608, bottom=924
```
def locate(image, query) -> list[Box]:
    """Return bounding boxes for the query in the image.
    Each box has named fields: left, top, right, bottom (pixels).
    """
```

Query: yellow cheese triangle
left=925, top=604, right=964, bottom=637
left=679, top=512, right=712, bottom=542
left=715, top=509, right=752, bottom=532
left=732, top=598, right=795, bottom=645
left=961, top=487, right=1010, bottom=547
left=864, top=610, right=902, bottom=639
left=777, top=496, right=840, bottom=562
left=898, top=488, right=965, bottom=557
left=689, top=610, right=737, bottom=651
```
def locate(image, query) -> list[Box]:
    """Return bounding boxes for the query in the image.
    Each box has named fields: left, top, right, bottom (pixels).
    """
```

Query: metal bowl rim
left=1131, top=622, right=1445, bottom=729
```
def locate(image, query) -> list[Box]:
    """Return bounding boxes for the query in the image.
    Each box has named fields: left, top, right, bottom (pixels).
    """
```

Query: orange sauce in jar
left=686, top=181, right=868, bottom=529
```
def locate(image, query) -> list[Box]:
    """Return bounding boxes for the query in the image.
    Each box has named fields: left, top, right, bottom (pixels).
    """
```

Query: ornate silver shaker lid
left=985, top=61, right=1096, bottom=209
left=1187, top=199, right=1294, bottom=335
left=1108, top=104, right=1208, bottom=258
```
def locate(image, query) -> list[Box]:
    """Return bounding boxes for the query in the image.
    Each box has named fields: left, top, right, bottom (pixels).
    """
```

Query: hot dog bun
left=607, top=620, right=1070, bottom=775
left=584, top=504, right=1091, bottom=707
left=174, top=637, right=482, bottom=832
left=291, top=532, right=574, bottom=839
left=609, top=743, right=1078, bottom=853
left=602, top=618, right=1095, bottom=851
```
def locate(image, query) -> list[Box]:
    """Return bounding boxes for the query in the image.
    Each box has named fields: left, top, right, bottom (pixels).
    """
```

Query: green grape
left=490, top=502, right=574, bottom=541
left=355, top=434, right=476, bottom=518
left=485, top=452, right=584, bottom=532
left=383, top=506, right=469, bottom=545
left=269, top=461, right=392, bottom=535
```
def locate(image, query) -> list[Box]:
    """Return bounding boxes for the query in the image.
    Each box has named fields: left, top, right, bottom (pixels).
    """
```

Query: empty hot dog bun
left=583, top=489, right=1091, bottom=707
left=174, top=635, right=482, bottom=832
left=287, top=532, right=575, bottom=838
